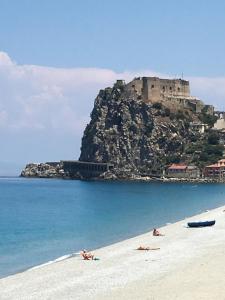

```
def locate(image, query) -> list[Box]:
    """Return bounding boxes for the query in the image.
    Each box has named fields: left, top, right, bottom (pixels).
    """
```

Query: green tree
left=207, top=132, right=219, bottom=145
left=199, top=113, right=218, bottom=127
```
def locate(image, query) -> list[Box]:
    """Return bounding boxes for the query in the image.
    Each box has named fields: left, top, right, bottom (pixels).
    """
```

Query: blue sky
left=0, top=0, right=225, bottom=175
left=1, top=0, right=225, bottom=75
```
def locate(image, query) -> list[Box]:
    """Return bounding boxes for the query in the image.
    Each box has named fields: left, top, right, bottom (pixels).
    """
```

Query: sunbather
left=153, top=228, right=164, bottom=236
left=80, top=249, right=94, bottom=260
left=137, top=246, right=160, bottom=250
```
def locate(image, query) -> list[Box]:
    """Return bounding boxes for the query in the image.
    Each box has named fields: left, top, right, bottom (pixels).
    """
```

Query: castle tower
left=142, top=77, right=190, bottom=103
left=124, top=76, right=211, bottom=115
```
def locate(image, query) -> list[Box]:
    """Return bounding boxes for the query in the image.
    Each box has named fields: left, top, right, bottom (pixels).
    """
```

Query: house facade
left=204, top=159, right=225, bottom=178
left=167, top=164, right=200, bottom=179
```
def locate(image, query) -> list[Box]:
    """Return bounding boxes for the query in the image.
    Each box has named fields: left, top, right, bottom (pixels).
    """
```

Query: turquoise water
left=1, top=177, right=225, bottom=278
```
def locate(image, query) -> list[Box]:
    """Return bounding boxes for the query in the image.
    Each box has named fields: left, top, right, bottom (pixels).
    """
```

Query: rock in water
left=21, top=163, right=64, bottom=178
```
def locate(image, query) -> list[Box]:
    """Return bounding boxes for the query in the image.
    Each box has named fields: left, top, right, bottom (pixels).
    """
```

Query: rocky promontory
left=79, top=83, right=212, bottom=179
left=21, top=77, right=224, bottom=180
left=21, top=163, right=64, bottom=178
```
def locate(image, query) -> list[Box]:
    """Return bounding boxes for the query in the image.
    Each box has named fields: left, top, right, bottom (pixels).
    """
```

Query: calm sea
left=1, top=177, right=225, bottom=278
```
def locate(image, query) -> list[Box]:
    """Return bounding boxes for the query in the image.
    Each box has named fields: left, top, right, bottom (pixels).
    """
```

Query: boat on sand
left=187, top=220, right=216, bottom=228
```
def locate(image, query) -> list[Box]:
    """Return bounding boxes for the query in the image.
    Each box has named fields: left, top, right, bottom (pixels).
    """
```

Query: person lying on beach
left=137, top=246, right=160, bottom=250
left=153, top=228, right=165, bottom=236
left=80, top=249, right=94, bottom=260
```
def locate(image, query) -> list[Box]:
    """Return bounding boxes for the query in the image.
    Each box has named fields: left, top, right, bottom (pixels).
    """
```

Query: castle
left=116, top=77, right=214, bottom=115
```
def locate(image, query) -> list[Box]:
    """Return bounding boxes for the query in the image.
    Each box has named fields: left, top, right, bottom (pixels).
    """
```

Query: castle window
left=169, top=87, right=172, bottom=90
left=178, top=87, right=180, bottom=92
left=151, top=85, right=154, bottom=89
left=162, top=86, right=165, bottom=92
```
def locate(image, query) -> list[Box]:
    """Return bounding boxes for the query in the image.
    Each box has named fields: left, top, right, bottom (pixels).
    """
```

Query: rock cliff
left=21, top=163, right=64, bottom=178
left=79, top=84, right=203, bottom=179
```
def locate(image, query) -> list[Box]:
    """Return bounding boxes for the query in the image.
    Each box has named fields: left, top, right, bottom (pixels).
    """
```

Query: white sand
left=1, top=205, right=225, bottom=300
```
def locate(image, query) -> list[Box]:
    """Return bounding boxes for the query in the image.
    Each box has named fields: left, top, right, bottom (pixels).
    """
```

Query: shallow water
left=1, top=177, right=225, bottom=278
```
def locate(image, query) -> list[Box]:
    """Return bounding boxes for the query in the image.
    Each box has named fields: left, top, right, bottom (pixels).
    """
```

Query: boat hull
left=187, top=220, right=216, bottom=228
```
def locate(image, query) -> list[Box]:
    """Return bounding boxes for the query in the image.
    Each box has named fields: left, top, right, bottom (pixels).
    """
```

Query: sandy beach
left=1, top=205, right=225, bottom=300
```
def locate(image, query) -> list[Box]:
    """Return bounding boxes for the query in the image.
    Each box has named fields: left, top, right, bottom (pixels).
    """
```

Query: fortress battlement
left=119, top=76, right=214, bottom=115
left=126, top=76, right=190, bottom=102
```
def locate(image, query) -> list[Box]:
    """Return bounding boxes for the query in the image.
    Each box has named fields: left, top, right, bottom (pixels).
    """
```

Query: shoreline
left=0, top=202, right=220, bottom=281
left=20, top=174, right=225, bottom=184
left=0, top=203, right=213, bottom=280
left=0, top=252, right=81, bottom=281
left=1, top=205, right=225, bottom=299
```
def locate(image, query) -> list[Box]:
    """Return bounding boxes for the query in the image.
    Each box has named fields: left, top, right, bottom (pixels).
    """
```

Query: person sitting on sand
left=80, top=249, right=94, bottom=260
left=137, top=246, right=160, bottom=251
left=153, top=228, right=164, bottom=236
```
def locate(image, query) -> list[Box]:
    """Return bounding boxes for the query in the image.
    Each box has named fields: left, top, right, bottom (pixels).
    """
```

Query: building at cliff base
left=214, top=112, right=225, bottom=130
left=204, top=159, right=225, bottom=178
left=122, top=77, right=214, bottom=114
left=167, top=163, right=200, bottom=179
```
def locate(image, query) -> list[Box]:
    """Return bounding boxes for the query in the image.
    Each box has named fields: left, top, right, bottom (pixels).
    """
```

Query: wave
left=28, top=252, right=80, bottom=271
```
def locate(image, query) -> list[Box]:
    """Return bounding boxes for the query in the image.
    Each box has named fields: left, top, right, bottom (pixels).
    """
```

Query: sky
left=1, top=0, right=225, bottom=175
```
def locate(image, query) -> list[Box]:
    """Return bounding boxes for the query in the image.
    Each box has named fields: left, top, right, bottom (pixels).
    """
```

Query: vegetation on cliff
left=185, top=131, right=224, bottom=168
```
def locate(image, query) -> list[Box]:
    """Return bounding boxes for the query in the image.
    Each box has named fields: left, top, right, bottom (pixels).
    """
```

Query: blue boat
left=187, top=220, right=216, bottom=228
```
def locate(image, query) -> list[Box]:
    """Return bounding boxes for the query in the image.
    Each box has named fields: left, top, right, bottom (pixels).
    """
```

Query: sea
left=1, top=177, right=225, bottom=279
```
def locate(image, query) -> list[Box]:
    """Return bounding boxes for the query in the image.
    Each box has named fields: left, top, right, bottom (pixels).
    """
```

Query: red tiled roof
left=205, top=159, right=225, bottom=168
left=218, top=159, right=225, bottom=163
left=168, top=164, right=187, bottom=170
left=205, top=164, right=220, bottom=168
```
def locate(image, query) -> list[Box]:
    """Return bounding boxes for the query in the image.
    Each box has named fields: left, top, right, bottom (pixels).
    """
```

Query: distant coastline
left=20, top=163, right=225, bottom=184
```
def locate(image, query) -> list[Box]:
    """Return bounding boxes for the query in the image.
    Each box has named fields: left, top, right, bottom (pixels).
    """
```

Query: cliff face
left=79, top=84, right=201, bottom=178
left=21, top=163, right=64, bottom=178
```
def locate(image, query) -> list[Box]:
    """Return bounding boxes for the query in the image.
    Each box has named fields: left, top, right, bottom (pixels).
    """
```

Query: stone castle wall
left=123, top=76, right=213, bottom=115
left=141, top=77, right=190, bottom=103
left=125, top=76, right=190, bottom=103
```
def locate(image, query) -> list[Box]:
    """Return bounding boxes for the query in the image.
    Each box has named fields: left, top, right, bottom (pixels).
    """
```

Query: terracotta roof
left=168, top=164, right=187, bottom=170
left=205, top=164, right=220, bottom=168
left=218, top=159, right=225, bottom=163
left=206, top=159, right=225, bottom=168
